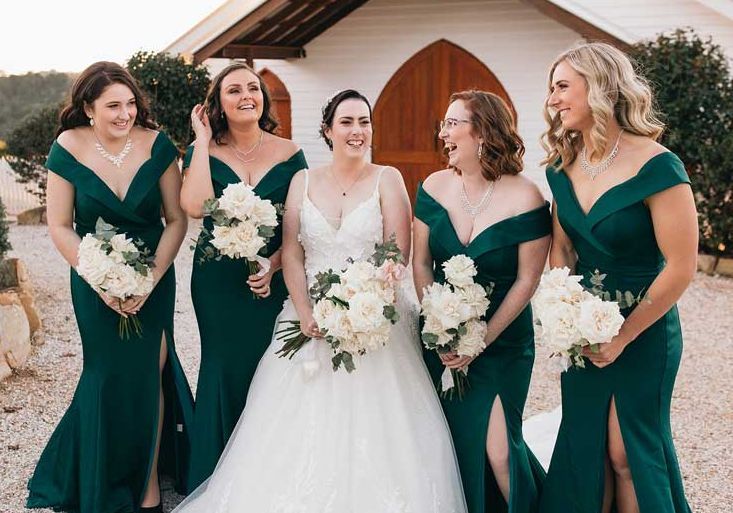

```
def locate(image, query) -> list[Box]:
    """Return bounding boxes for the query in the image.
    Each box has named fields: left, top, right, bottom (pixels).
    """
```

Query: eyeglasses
left=439, top=118, right=471, bottom=131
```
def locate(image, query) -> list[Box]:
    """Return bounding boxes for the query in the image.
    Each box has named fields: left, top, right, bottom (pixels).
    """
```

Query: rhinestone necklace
left=230, top=130, right=264, bottom=164
left=460, top=179, right=495, bottom=217
left=580, top=131, right=623, bottom=180
left=94, top=134, right=133, bottom=169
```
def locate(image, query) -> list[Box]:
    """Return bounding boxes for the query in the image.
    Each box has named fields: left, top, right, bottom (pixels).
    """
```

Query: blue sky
left=1, top=0, right=225, bottom=74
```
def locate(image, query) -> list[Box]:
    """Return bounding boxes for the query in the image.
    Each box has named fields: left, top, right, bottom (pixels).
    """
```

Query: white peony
left=346, top=291, right=388, bottom=334
left=422, top=283, right=472, bottom=331
left=537, top=300, right=582, bottom=353
left=456, top=319, right=487, bottom=357
left=102, top=263, right=141, bottom=299
left=341, top=261, right=377, bottom=288
left=109, top=233, right=138, bottom=259
left=218, top=183, right=257, bottom=220
left=577, top=294, right=624, bottom=345
left=210, top=221, right=265, bottom=259
left=442, top=255, right=478, bottom=288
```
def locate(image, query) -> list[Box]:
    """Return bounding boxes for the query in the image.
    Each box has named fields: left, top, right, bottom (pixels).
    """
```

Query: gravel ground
left=1, top=223, right=731, bottom=512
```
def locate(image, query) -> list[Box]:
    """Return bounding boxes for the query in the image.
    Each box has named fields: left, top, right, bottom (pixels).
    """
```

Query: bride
left=174, top=90, right=467, bottom=513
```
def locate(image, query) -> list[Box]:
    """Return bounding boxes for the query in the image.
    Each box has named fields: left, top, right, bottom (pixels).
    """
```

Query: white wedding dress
left=174, top=169, right=467, bottom=513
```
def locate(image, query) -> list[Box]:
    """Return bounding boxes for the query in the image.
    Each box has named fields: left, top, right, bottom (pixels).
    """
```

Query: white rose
left=109, top=233, right=137, bottom=257
left=442, top=255, right=477, bottom=288
left=458, top=283, right=490, bottom=318
left=102, top=263, right=140, bottom=299
left=77, top=243, right=115, bottom=290
left=577, top=295, right=624, bottom=345
left=219, top=182, right=257, bottom=220
left=456, top=319, right=487, bottom=357
left=538, top=300, right=582, bottom=353
left=347, top=291, right=389, bottom=334
left=424, top=283, right=472, bottom=331
left=313, top=298, right=340, bottom=331
left=341, top=261, right=377, bottom=289
left=250, top=197, right=278, bottom=227
left=211, top=222, right=265, bottom=259
left=133, top=271, right=155, bottom=296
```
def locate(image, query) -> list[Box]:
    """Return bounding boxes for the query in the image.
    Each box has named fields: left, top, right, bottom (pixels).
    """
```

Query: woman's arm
left=379, top=167, right=413, bottom=262
left=180, top=105, right=215, bottom=218
left=586, top=183, right=698, bottom=367
left=151, top=160, right=188, bottom=282
left=548, top=200, right=577, bottom=270
left=46, top=171, right=81, bottom=267
left=412, top=219, right=434, bottom=303
left=281, top=171, right=319, bottom=336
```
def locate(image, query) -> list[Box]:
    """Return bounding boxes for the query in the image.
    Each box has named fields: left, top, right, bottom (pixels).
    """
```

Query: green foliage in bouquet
left=4, top=104, right=61, bottom=203
left=632, top=29, right=733, bottom=257
left=127, top=51, right=210, bottom=150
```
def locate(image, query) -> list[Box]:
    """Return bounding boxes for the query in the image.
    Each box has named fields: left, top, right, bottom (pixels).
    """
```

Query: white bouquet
left=276, top=236, right=406, bottom=373
left=420, top=255, right=493, bottom=400
left=76, top=217, right=155, bottom=339
left=532, top=266, right=636, bottom=371
left=195, top=182, right=280, bottom=282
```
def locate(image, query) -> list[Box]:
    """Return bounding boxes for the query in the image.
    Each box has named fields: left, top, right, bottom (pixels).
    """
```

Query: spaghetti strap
left=374, top=166, right=388, bottom=195
left=302, top=168, right=310, bottom=206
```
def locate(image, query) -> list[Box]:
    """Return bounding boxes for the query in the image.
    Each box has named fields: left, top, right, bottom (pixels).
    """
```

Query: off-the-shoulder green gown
left=27, top=132, right=194, bottom=513
left=539, top=152, right=692, bottom=513
left=183, top=147, right=307, bottom=491
left=416, top=183, right=550, bottom=513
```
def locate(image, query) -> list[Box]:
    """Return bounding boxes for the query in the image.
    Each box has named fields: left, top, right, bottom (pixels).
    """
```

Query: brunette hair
left=57, top=61, right=156, bottom=136
left=204, top=63, right=278, bottom=145
left=448, top=90, right=524, bottom=180
left=319, top=89, right=373, bottom=150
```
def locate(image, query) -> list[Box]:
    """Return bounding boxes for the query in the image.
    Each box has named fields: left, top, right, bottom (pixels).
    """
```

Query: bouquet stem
left=117, top=300, right=143, bottom=340
left=440, top=368, right=469, bottom=401
left=275, top=320, right=312, bottom=359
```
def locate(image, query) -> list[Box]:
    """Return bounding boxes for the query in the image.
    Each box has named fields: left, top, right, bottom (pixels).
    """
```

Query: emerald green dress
left=539, top=152, right=692, bottom=513
left=184, top=147, right=307, bottom=492
left=416, top=183, right=550, bottom=513
left=27, top=132, right=194, bottom=513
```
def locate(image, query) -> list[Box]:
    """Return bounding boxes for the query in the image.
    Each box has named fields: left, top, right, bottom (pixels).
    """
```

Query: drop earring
left=89, top=118, right=95, bottom=127
left=477, top=142, right=483, bottom=158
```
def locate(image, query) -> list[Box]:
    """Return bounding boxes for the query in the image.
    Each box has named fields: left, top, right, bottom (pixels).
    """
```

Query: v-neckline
left=55, top=132, right=163, bottom=204
left=419, top=186, right=540, bottom=248
left=303, top=190, right=380, bottom=233
left=209, top=150, right=303, bottom=192
left=559, top=151, right=671, bottom=217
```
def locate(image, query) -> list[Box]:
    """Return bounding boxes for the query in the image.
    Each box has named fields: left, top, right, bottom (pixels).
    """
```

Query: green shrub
left=632, top=28, right=733, bottom=256
left=127, top=51, right=211, bottom=150
left=0, top=196, right=11, bottom=261
left=4, top=104, right=60, bottom=204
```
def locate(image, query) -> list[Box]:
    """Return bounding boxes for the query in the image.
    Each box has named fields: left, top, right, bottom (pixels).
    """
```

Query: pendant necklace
left=330, top=164, right=368, bottom=197
left=230, top=130, right=264, bottom=164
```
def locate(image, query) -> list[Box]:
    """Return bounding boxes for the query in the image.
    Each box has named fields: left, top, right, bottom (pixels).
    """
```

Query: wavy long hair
left=57, top=61, right=156, bottom=136
left=541, top=42, right=665, bottom=168
left=204, top=63, right=278, bottom=145
left=448, top=90, right=524, bottom=180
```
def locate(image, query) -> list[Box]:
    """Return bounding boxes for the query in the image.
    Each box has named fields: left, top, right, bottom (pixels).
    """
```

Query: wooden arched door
left=259, top=68, right=292, bottom=139
left=373, top=40, right=515, bottom=204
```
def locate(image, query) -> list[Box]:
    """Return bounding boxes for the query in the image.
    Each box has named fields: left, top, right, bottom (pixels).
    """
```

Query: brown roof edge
left=520, top=0, right=632, bottom=51
left=194, top=0, right=292, bottom=63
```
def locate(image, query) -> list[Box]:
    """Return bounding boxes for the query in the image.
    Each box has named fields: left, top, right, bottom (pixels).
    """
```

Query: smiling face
left=324, top=98, right=372, bottom=157
left=84, top=82, right=137, bottom=140
left=219, top=68, right=264, bottom=126
left=439, top=99, right=481, bottom=170
left=547, top=60, right=593, bottom=132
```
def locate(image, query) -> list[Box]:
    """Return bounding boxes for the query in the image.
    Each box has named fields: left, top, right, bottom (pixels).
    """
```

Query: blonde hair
left=541, top=42, right=665, bottom=168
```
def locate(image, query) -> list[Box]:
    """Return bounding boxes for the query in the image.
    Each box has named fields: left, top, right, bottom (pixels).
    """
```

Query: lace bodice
left=298, top=169, right=384, bottom=286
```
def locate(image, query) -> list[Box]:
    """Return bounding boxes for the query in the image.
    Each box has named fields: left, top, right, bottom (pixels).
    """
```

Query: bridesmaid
left=539, top=42, right=696, bottom=513
left=414, top=90, right=550, bottom=513
left=27, top=62, right=192, bottom=513
left=180, top=62, right=307, bottom=491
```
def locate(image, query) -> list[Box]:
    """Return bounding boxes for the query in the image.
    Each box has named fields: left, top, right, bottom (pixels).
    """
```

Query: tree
left=0, top=197, right=10, bottom=261
left=127, top=51, right=210, bottom=150
left=4, top=104, right=60, bottom=204
left=632, top=29, right=733, bottom=257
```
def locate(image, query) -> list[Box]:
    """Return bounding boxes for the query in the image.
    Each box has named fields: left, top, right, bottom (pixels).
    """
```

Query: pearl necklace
left=95, top=135, right=133, bottom=169
left=580, top=131, right=623, bottom=180
left=460, top=179, right=495, bottom=217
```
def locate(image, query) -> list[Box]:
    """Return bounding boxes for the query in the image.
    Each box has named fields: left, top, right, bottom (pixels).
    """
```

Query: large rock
left=0, top=258, right=42, bottom=342
left=0, top=289, right=32, bottom=381
left=16, top=206, right=46, bottom=225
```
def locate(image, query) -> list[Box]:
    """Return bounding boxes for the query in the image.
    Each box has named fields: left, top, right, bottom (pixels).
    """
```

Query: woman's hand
left=440, top=352, right=479, bottom=370
left=582, top=335, right=630, bottom=368
left=247, top=258, right=277, bottom=298
left=120, top=293, right=151, bottom=315
left=299, top=312, right=322, bottom=339
left=191, top=104, right=212, bottom=143
left=97, top=291, right=127, bottom=317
